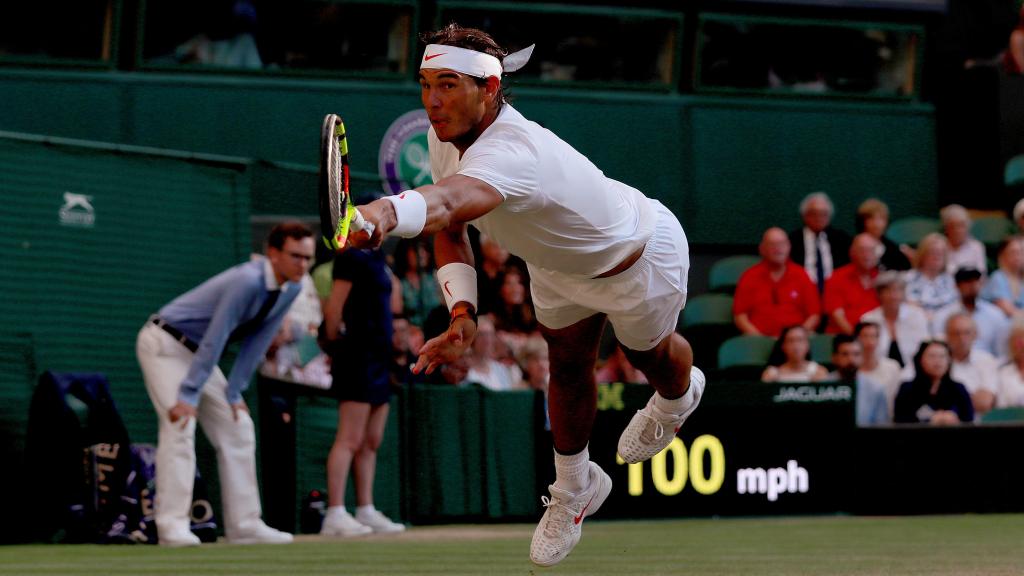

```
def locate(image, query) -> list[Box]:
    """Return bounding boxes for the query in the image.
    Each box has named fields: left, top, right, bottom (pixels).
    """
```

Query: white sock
left=355, top=505, right=375, bottom=516
left=326, top=505, right=348, bottom=518
left=654, top=371, right=698, bottom=415
left=553, top=445, right=590, bottom=494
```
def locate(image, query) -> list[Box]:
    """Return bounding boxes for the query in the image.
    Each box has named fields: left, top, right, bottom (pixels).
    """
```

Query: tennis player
left=350, top=24, right=704, bottom=566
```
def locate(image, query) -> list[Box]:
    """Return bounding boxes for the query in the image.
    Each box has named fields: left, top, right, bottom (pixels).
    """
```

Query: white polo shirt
left=428, top=104, right=656, bottom=278
left=951, top=349, right=999, bottom=395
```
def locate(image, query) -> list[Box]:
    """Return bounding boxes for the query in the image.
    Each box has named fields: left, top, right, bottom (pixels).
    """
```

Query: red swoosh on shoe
left=573, top=491, right=598, bottom=525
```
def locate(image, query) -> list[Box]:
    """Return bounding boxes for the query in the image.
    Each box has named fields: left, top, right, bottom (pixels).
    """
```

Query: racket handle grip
left=350, top=207, right=375, bottom=237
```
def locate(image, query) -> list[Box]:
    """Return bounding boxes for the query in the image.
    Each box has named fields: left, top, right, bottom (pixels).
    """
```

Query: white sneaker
left=617, top=366, right=705, bottom=464
left=530, top=461, right=612, bottom=567
left=355, top=507, right=406, bottom=534
left=226, top=521, right=293, bottom=545
left=158, top=525, right=201, bottom=548
left=320, top=509, right=373, bottom=537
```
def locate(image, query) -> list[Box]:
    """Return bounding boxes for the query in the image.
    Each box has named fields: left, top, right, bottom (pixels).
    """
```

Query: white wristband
left=382, top=190, right=427, bottom=238
left=436, top=263, right=478, bottom=312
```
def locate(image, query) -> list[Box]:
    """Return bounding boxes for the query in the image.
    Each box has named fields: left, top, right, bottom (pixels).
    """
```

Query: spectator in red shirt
left=733, top=227, right=821, bottom=337
left=824, top=233, right=881, bottom=334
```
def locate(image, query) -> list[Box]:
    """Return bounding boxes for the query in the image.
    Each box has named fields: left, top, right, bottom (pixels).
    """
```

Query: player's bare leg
left=618, top=331, right=705, bottom=464
left=530, top=314, right=612, bottom=567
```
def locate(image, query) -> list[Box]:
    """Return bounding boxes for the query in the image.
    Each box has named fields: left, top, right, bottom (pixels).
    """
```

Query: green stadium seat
left=708, top=255, right=759, bottom=293
left=886, top=217, right=941, bottom=247
left=680, top=294, right=738, bottom=369
left=971, top=216, right=1015, bottom=248
left=717, top=335, right=775, bottom=379
left=680, top=294, right=734, bottom=329
left=809, top=333, right=835, bottom=367
left=1006, top=154, right=1024, bottom=188
left=980, top=406, right=1024, bottom=423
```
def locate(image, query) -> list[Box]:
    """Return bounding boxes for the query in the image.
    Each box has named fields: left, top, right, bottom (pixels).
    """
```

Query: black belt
left=151, top=316, right=199, bottom=353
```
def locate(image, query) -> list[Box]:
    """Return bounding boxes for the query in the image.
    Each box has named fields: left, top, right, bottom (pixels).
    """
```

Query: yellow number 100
left=616, top=435, right=725, bottom=496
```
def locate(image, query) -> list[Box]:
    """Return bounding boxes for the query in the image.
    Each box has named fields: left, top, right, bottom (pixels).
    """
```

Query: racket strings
left=328, top=138, right=342, bottom=224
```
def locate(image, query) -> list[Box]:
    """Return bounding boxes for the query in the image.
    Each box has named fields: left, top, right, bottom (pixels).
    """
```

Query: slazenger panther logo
left=59, top=192, right=95, bottom=228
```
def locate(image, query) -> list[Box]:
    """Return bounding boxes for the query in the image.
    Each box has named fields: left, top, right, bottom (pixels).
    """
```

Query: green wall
left=0, top=69, right=937, bottom=244
left=0, top=132, right=251, bottom=541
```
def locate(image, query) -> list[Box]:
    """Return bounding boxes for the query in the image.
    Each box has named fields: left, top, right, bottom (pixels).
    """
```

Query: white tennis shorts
left=528, top=200, right=689, bottom=351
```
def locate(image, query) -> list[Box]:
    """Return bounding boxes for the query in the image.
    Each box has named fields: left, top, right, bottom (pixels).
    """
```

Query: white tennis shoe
left=355, top=507, right=406, bottom=534
left=530, top=461, right=612, bottom=567
left=226, top=521, right=293, bottom=545
left=617, top=366, right=705, bottom=464
left=320, top=509, right=372, bottom=537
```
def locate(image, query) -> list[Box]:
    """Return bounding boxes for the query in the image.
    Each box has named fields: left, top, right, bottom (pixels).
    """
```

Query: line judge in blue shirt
left=136, top=221, right=314, bottom=547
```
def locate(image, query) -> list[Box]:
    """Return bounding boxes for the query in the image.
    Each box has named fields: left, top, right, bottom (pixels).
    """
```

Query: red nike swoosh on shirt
left=399, top=193, right=406, bottom=199
left=424, top=53, right=446, bottom=61
left=574, top=492, right=598, bottom=525
left=443, top=280, right=453, bottom=298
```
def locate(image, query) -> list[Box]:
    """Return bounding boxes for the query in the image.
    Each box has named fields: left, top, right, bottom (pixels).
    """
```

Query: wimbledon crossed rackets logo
left=379, top=109, right=433, bottom=195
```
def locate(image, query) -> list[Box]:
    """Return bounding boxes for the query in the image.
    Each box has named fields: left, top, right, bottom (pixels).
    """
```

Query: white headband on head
left=420, top=43, right=535, bottom=79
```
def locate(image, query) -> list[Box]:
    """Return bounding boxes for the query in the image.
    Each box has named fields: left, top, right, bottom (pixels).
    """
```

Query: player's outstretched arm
left=412, top=222, right=478, bottom=375
left=348, top=174, right=502, bottom=248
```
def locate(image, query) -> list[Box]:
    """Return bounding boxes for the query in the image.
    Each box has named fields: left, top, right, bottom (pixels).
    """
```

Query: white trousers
left=136, top=323, right=262, bottom=536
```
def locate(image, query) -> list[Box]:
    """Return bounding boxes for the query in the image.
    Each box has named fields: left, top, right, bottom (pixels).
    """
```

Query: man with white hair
left=945, top=312, right=999, bottom=417
left=789, top=192, right=851, bottom=295
left=346, top=24, right=703, bottom=567
left=940, top=204, right=987, bottom=275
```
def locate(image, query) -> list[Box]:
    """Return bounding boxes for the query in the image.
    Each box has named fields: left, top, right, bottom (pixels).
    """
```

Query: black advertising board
left=587, top=381, right=856, bottom=518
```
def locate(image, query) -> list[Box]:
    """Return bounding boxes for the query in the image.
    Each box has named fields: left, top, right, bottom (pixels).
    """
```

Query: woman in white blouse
left=860, top=271, right=931, bottom=380
left=940, top=204, right=987, bottom=275
left=905, top=233, right=959, bottom=318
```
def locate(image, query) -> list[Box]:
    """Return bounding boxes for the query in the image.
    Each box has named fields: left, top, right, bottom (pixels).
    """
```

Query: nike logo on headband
left=424, top=53, right=446, bottom=61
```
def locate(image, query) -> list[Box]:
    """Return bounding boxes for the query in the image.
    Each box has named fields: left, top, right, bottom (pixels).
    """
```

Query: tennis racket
left=319, top=113, right=373, bottom=250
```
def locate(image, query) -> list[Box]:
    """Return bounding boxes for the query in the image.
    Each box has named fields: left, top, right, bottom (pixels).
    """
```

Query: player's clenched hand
left=231, top=399, right=249, bottom=422
left=346, top=201, right=391, bottom=249
left=168, top=401, right=198, bottom=430
left=412, top=317, right=478, bottom=375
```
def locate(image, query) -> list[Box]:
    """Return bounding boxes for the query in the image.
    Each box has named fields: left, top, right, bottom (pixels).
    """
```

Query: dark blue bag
left=104, top=444, right=218, bottom=544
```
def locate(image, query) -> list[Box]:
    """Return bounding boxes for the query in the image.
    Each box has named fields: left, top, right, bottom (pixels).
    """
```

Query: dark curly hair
left=420, top=23, right=512, bottom=103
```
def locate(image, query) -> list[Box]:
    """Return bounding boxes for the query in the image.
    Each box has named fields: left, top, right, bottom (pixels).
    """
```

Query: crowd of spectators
left=731, top=192, right=1024, bottom=426
left=261, top=190, right=1024, bottom=430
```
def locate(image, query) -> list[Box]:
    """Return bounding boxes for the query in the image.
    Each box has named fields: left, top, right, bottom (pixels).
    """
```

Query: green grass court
left=2, top=514, right=1022, bottom=575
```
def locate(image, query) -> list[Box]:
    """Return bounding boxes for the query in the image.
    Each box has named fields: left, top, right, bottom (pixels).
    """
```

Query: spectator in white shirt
left=465, top=315, right=523, bottom=391
left=940, top=204, right=987, bottom=276
left=855, top=321, right=903, bottom=413
left=861, top=271, right=931, bottom=381
left=996, top=322, right=1024, bottom=408
left=945, top=312, right=998, bottom=417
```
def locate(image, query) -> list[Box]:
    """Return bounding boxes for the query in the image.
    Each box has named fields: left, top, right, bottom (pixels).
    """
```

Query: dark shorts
left=329, top=344, right=392, bottom=406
